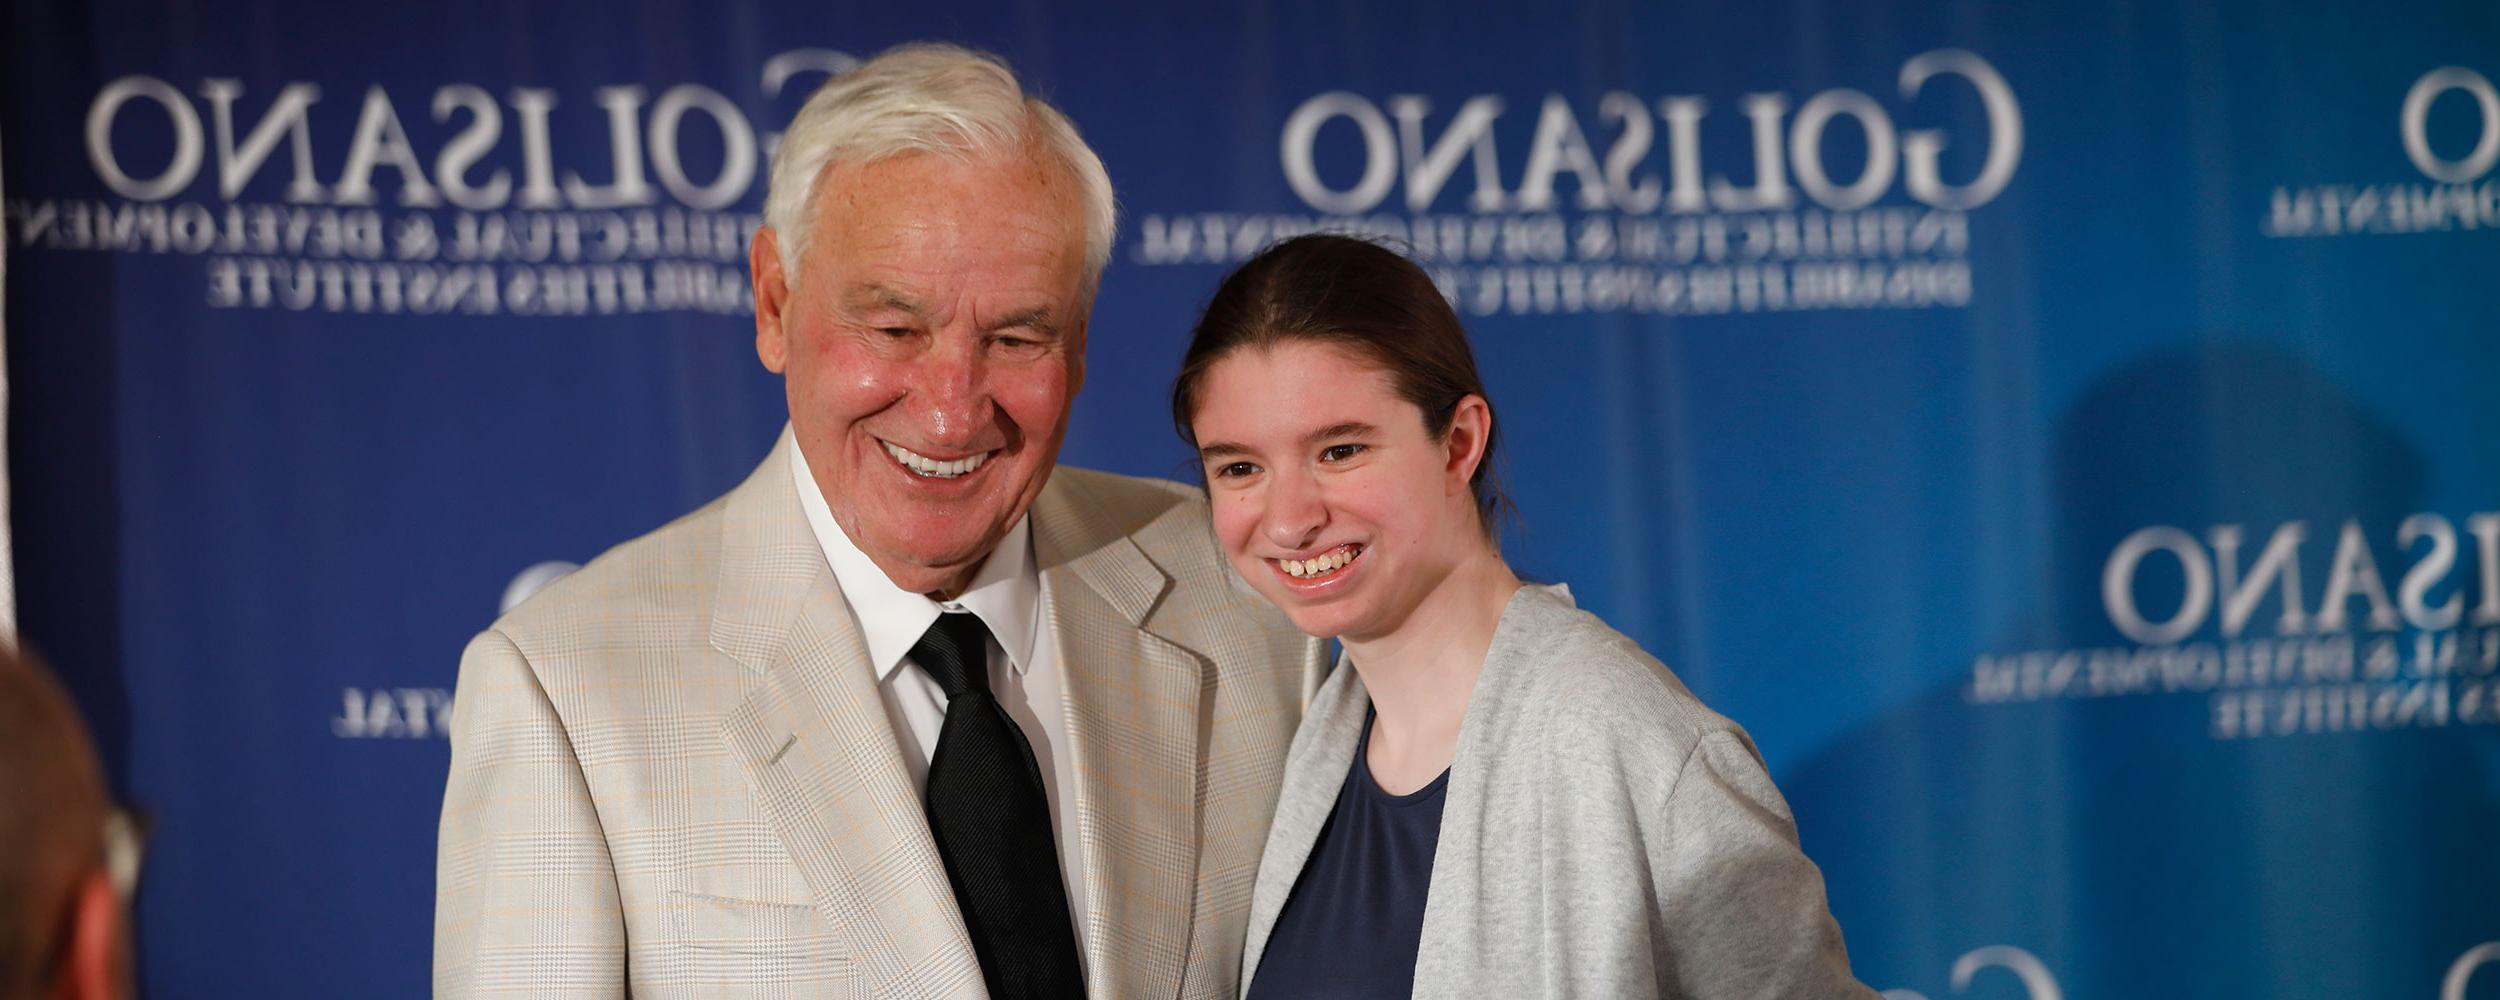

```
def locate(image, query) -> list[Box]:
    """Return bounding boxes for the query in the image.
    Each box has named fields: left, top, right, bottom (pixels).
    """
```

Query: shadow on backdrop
left=1788, top=341, right=2500, bottom=999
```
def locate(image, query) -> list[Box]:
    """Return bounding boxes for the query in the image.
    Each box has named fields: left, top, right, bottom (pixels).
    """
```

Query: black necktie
left=911, top=611, right=1085, bottom=999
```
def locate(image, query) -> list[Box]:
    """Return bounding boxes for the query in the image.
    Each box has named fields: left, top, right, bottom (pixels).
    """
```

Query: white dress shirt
left=787, top=435, right=1089, bottom=952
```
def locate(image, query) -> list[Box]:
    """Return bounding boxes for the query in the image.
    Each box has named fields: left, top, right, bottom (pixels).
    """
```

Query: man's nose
left=1262, top=468, right=1329, bottom=551
left=909, top=333, right=988, bottom=447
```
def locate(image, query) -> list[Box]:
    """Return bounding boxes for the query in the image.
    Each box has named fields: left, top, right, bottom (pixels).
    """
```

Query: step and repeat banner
left=6, top=0, right=2497, bottom=995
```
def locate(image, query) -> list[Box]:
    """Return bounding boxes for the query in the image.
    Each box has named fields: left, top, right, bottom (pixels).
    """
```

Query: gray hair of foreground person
left=0, top=644, right=125, bottom=1000
left=761, top=42, right=1119, bottom=300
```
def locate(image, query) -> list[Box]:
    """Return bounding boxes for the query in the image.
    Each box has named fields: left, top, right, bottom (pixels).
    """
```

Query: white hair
left=763, top=42, right=1118, bottom=298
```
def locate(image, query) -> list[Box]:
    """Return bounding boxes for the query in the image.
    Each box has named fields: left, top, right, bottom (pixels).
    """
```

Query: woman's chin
left=1275, top=602, right=1368, bottom=644
left=1235, top=559, right=1380, bottom=640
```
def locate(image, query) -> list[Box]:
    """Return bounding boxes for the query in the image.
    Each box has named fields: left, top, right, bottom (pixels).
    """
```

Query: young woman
left=1173, top=235, right=1875, bottom=999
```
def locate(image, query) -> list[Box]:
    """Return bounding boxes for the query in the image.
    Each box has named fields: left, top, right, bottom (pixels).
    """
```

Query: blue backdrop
left=6, top=0, right=2498, bottom=996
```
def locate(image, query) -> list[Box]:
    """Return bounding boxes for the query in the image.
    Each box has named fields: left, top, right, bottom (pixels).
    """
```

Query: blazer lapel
left=1234, top=657, right=1367, bottom=997
left=1031, top=477, right=1206, bottom=1000
left=712, top=432, right=983, bottom=1000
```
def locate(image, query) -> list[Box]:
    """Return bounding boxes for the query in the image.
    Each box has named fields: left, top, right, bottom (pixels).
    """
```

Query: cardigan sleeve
left=1647, top=728, right=1876, bottom=1000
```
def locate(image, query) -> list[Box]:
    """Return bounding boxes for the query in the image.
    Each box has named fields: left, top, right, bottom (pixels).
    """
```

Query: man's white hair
left=763, top=42, right=1117, bottom=298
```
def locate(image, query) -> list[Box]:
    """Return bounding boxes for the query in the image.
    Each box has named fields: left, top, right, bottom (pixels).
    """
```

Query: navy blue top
left=1244, top=712, right=1449, bottom=1000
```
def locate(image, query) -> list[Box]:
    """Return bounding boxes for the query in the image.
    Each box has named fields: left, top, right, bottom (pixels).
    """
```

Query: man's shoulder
left=1041, top=464, right=1307, bottom=645
left=1044, top=464, right=1204, bottom=526
left=1045, top=462, right=1220, bottom=557
left=487, top=493, right=733, bottom=653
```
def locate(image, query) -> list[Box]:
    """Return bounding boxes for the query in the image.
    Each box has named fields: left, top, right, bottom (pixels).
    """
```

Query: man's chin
left=849, top=480, right=1046, bottom=588
left=862, top=533, right=1003, bottom=593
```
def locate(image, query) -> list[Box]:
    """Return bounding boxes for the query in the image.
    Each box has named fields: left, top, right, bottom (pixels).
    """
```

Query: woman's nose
left=1261, top=470, right=1328, bottom=551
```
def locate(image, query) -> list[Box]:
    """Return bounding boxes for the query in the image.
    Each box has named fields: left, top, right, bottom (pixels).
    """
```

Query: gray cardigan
left=1240, top=585, right=1876, bottom=999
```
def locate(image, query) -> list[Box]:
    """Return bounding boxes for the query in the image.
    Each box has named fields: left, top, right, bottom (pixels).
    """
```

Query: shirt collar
left=787, top=428, right=1041, bottom=682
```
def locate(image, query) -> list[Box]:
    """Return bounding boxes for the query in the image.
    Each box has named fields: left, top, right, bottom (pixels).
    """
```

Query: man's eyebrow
left=985, top=306, right=1063, bottom=336
left=843, top=283, right=926, bottom=318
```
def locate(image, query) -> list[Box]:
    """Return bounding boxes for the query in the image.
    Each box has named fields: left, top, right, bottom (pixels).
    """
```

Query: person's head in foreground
left=750, top=41, right=1117, bottom=598
left=0, top=645, right=131, bottom=1000
left=1172, top=233, right=1517, bottom=645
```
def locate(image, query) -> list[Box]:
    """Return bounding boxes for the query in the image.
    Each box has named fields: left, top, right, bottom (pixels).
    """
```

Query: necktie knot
left=911, top=611, right=992, bottom=699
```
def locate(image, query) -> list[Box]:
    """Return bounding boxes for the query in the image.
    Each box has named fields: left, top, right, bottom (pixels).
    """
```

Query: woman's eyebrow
left=1304, top=421, right=1378, bottom=445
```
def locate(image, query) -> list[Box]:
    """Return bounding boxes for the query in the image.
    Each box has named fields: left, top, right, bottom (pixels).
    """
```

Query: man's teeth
left=883, top=442, right=991, bottom=479
left=1281, top=547, right=1357, bottom=579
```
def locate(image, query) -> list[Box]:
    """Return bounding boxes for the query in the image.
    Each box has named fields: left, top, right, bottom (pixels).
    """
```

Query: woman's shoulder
left=1481, top=584, right=1744, bottom=770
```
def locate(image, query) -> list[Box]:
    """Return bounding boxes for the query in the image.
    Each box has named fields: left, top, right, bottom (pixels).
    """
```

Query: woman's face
left=1189, top=340, right=1482, bottom=642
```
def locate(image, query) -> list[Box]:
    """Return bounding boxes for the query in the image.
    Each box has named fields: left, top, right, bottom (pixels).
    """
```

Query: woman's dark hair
left=1172, top=234, right=1508, bottom=532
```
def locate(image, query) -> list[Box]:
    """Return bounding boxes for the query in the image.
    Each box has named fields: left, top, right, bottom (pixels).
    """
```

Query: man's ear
left=1443, top=394, right=1493, bottom=495
left=751, top=228, right=791, bottom=373
left=54, top=870, right=122, bottom=1000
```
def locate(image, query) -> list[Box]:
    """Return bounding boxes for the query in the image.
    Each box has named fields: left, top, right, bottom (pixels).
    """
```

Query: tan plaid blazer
left=436, top=434, right=1324, bottom=998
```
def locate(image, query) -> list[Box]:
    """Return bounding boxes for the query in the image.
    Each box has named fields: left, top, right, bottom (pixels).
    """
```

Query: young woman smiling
left=1174, top=235, right=1874, bottom=1000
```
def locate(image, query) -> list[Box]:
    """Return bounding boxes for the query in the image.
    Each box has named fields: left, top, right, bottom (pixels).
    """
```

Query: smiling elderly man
left=435, top=43, right=1322, bottom=1000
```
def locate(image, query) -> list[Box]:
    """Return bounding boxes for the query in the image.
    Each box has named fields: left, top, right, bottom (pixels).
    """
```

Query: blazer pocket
left=666, top=890, right=856, bottom=988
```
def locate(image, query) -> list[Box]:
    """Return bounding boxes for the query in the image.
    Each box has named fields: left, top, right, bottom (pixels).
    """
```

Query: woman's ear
left=1443, top=394, right=1493, bottom=496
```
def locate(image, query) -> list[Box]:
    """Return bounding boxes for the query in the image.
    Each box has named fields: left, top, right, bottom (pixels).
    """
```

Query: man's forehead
left=814, top=143, right=1084, bottom=220
left=833, top=278, right=1079, bottom=331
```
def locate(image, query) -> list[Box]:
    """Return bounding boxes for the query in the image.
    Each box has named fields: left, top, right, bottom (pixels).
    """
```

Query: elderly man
left=434, top=43, right=1322, bottom=999
left=1, top=645, right=132, bottom=1000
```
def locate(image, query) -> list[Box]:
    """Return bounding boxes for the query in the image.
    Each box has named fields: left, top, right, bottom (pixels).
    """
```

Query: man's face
left=752, top=144, right=1089, bottom=597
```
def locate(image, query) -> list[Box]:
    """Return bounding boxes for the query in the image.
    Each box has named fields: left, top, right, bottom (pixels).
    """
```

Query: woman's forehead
left=1195, top=345, right=1417, bottom=445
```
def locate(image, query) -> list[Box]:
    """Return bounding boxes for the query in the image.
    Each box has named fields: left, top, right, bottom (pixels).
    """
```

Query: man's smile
left=881, top=439, right=997, bottom=479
